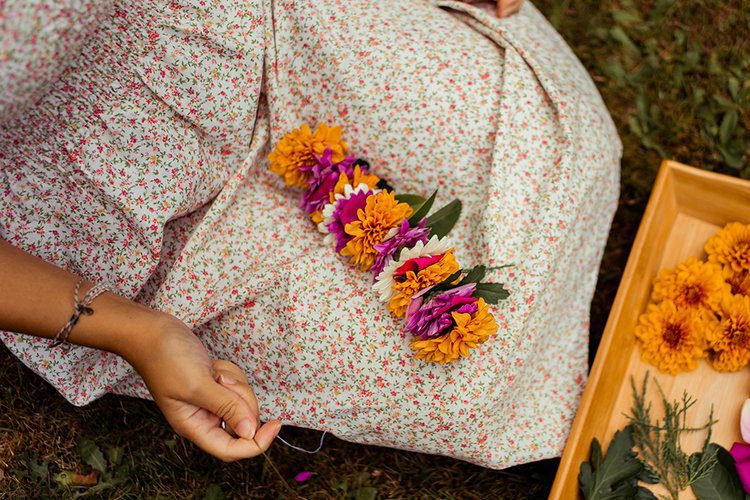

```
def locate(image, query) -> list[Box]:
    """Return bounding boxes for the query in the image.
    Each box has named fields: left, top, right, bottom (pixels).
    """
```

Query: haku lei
left=268, top=123, right=510, bottom=363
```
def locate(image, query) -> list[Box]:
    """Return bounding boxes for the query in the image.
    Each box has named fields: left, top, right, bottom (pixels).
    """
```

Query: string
left=276, top=430, right=328, bottom=454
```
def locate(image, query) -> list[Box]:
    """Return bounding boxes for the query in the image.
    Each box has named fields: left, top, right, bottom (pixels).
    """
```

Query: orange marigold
left=651, top=257, right=728, bottom=311
left=634, top=301, right=707, bottom=375
left=410, top=298, right=498, bottom=363
left=387, top=251, right=460, bottom=317
left=723, top=267, right=750, bottom=297
left=268, top=123, right=348, bottom=188
left=341, top=191, right=412, bottom=271
left=705, top=222, right=750, bottom=274
left=706, top=294, right=750, bottom=372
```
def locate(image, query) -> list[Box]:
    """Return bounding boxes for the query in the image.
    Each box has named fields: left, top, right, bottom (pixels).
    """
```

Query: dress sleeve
left=0, top=0, right=114, bottom=124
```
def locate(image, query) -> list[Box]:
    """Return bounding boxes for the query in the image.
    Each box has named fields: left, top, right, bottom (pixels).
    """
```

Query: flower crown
left=268, top=123, right=510, bottom=363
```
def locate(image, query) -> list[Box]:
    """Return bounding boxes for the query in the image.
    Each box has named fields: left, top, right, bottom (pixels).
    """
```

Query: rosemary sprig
left=626, top=373, right=718, bottom=500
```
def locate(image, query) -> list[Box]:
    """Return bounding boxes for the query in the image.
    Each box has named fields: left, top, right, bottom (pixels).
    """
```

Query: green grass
left=2, top=1, right=748, bottom=498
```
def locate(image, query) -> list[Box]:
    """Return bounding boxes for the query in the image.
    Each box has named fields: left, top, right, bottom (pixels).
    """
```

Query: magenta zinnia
left=405, top=283, right=478, bottom=339
left=321, top=185, right=375, bottom=252
left=299, top=148, right=357, bottom=214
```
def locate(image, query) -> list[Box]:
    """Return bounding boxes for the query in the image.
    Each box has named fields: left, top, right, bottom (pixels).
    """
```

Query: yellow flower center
left=724, top=317, right=750, bottom=348
left=731, top=240, right=750, bottom=268
left=678, top=283, right=705, bottom=306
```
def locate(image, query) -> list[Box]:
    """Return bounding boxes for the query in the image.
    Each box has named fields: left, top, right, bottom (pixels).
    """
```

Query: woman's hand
left=461, top=0, right=525, bottom=18
left=0, top=238, right=281, bottom=462
left=123, top=315, right=282, bottom=462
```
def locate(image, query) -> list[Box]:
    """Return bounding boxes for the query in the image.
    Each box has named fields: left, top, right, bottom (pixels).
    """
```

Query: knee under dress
left=0, top=0, right=621, bottom=468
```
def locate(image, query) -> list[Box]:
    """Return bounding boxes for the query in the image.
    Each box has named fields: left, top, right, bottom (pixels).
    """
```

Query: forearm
left=0, top=238, right=166, bottom=360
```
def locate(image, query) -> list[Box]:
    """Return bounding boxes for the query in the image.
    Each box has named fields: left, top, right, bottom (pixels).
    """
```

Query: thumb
left=197, top=382, right=257, bottom=439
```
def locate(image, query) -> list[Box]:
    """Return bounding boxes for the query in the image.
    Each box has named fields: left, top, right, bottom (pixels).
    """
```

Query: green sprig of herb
left=626, top=373, right=717, bottom=500
left=579, top=374, right=746, bottom=500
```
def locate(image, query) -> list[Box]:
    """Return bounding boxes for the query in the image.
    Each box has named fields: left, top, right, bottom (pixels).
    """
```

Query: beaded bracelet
left=50, top=278, right=111, bottom=348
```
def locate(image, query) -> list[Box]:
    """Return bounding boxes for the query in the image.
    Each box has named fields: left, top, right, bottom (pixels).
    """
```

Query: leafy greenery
left=690, top=444, right=744, bottom=500
left=424, top=199, right=462, bottom=238
left=407, top=189, right=438, bottom=226
left=579, top=425, right=657, bottom=499
left=394, top=193, right=427, bottom=211
left=581, top=376, right=745, bottom=500
left=627, top=374, right=719, bottom=499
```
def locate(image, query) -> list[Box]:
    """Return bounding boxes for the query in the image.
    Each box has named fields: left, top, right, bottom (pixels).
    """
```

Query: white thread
left=277, top=431, right=327, bottom=454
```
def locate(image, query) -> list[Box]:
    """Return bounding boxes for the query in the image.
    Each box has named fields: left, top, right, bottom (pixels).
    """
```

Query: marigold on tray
left=634, top=300, right=707, bottom=375
left=410, top=298, right=498, bottom=363
left=651, top=257, right=727, bottom=312
left=724, top=267, right=750, bottom=297
left=268, top=124, right=349, bottom=188
left=705, top=222, right=750, bottom=274
left=341, top=190, right=413, bottom=271
left=706, top=294, right=750, bottom=372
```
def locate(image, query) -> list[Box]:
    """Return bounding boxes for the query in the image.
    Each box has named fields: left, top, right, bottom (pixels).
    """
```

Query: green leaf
left=719, top=110, right=738, bottom=146
left=458, top=265, right=488, bottom=286
left=474, top=283, right=510, bottom=304
left=611, top=9, right=642, bottom=25
left=637, top=460, right=660, bottom=484
left=691, top=444, right=744, bottom=500
left=107, top=447, right=123, bottom=467
left=77, top=437, right=107, bottom=474
left=204, top=484, right=226, bottom=500
left=578, top=426, right=646, bottom=500
left=712, top=94, right=736, bottom=110
left=23, top=453, right=50, bottom=483
left=395, top=194, right=426, bottom=211
left=407, top=190, right=437, bottom=226
left=609, top=27, right=640, bottom=54
left=353, top=486, right=378, bottom=500
left=728, top=77, right=740, bottom=100
left=634, top=487, right=658, bottom=500
left=425, top=199, right=462, bottom=238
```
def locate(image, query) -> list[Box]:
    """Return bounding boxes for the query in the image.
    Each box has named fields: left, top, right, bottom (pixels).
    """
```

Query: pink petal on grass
left=294, top=471, right=314, bottom=483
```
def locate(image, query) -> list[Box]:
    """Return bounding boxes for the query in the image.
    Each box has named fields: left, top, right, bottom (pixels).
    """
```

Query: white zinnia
left=372, top=235, right=455, bottom=303
left=317, top=183, right=378, bottom=245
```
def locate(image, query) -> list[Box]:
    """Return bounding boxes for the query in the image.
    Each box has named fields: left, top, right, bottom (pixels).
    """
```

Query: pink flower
left=299, top=148, right=356, bottom=214
left=327, top=188, right=373, bottom=252
left=730, top=443, right=750, bottom=493
left=405, top=283, right=478, bottom=339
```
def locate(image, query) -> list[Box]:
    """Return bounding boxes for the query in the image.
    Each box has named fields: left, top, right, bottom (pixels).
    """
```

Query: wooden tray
left=550, top=160, right=750, bottom=499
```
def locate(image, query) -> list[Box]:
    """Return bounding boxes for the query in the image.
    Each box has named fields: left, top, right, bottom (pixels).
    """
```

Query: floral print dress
left=0, top=0, right=621, bottom=468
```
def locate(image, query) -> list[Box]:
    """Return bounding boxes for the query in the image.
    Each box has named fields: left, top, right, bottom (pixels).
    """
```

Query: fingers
left=183, top=410, right=282, bottom=462
left=213, top=362, right=260, bottom=433
left=190, top=377, right=258, bottom=440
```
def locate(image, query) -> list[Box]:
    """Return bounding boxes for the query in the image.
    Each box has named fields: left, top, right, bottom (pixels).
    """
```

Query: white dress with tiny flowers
left=0, top=0, right=621, bottom=468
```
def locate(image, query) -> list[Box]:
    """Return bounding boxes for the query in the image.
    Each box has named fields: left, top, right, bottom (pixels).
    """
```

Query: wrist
left=68, top=287, right=173, bottom=361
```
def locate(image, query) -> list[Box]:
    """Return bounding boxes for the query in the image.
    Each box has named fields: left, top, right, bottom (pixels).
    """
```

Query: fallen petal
left=294, top=471, right=314, bottom=483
